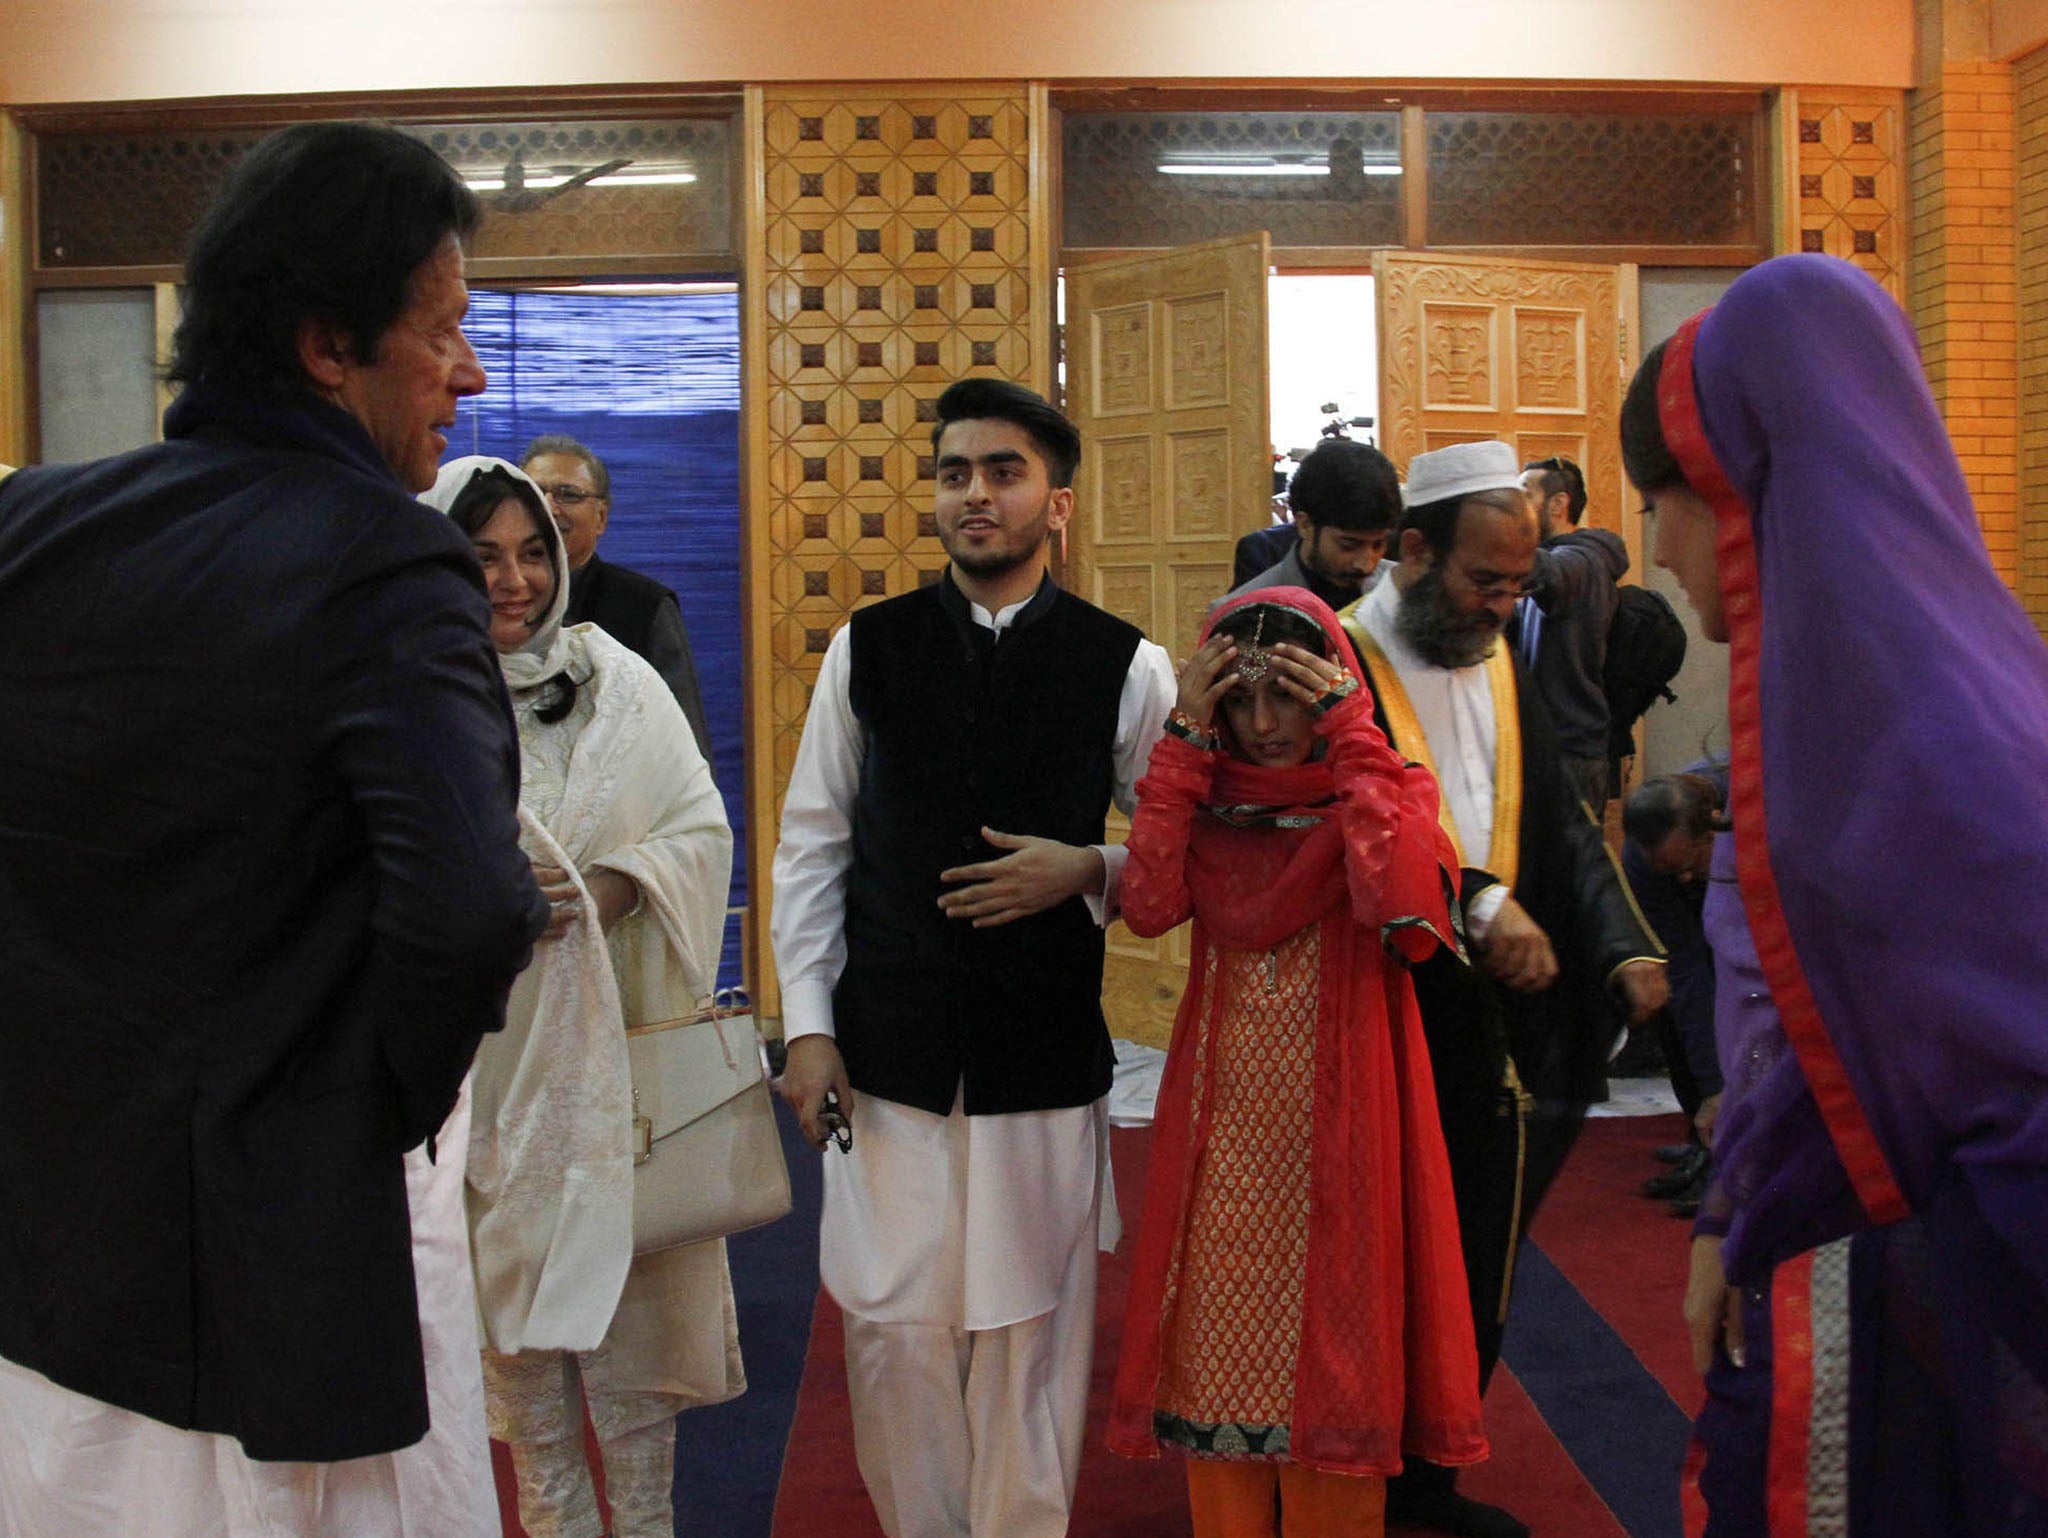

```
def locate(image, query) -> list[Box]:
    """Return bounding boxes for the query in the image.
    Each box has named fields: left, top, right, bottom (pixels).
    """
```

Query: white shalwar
left=772, top=593, right=1174, bottom=1538
left=0, top=1085, right=496, bottom=1538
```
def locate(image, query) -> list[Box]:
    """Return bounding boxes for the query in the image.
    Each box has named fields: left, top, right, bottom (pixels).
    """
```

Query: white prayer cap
left=1400, top=440, right=1525, bottom=508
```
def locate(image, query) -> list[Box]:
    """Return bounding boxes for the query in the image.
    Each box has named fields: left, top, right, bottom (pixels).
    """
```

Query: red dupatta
left=1108, top=588, right=1487, bottom=1475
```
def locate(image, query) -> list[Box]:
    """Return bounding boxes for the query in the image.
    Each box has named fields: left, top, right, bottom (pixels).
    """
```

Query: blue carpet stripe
left=1501, top=1239, right=1692, bottom=1538
left=669, top=1101, right=824, bottom=1537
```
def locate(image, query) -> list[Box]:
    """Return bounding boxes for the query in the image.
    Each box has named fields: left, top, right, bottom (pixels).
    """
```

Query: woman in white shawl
left=424, top=456, right=738, bottom=1538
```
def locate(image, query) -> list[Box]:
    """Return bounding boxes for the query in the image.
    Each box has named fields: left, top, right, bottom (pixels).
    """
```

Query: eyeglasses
left=1453, top=565, right=1537, bottom=601
left=538, top=483, right=605, bottom=508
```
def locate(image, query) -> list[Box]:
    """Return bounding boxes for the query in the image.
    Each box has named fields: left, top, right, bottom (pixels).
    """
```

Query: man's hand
left=1614, top=958, right=1670, bottom=1025
left=1685, top=1233, right=1746, bottom=1375
left=531, top=862, right=582, bottom=940
left=1475, top=894, right=1558, bottom=992
left=777, top=1035, right=856, bottom=1151
left=937, top=829, right=1104, bottom=928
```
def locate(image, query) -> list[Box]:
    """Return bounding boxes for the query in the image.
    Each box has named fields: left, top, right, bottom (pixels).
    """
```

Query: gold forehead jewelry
left=1234, top=609, right=1273, bottom=684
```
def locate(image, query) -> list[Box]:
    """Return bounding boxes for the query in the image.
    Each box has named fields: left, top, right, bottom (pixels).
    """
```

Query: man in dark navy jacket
left=0, top=123, right=546, bottom=1519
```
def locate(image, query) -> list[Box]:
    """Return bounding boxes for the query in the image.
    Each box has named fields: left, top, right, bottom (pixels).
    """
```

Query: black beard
left=947, top=543, right=1039, bottom=579
left=1395, top=566, right=1500, bottom=670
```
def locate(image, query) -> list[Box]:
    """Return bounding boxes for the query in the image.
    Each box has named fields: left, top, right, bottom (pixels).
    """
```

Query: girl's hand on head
left=1173, top=634, right=1240, bottom=727
left=1268, top=643, right=1356, bottom=716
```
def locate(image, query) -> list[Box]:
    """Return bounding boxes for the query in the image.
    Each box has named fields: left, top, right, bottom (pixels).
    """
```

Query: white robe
left=0, top=1087, right=496, bottom=1538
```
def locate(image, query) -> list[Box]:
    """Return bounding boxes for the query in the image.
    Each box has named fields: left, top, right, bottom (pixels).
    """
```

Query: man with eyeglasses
left=1339, top=440, right=1665, bottom=1538
left=1513, top=454, right=1629, bottom=813
left=520, top=434, right=715, bottom=769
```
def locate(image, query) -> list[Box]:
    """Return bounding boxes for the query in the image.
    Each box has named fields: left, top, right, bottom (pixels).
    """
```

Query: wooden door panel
left=1065, top=231, right=1270, bottom=1050
left=1377, top=253, right=1637, bottom=555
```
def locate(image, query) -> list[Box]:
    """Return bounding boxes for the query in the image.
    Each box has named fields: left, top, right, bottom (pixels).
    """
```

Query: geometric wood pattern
left=756, top=86, right=1034, bottom=814
left=1061, top=111, right=1402, bottom=252
left=1426, top=109, right=1761, bottom=249
left=1791, top=90, right=1905, bottom=299
left=1376, top=251, right=1634, bottom=557
left=31, top=117, right=738, bottom=273
left=1065, top=232, right=1270, bottom=1049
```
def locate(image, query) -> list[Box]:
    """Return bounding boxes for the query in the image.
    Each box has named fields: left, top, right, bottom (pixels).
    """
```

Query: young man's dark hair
left=931, top=378, right=1082, bottom=488
left=1399, top=487, right=1529, bottom=558
left=521, top=433, right=611, bottom=500
left=169, top=121, right=480, bottom=395
left=1523, top=454, right=1589, bottom=525
left=1288, top=438, right=1401, bottom=533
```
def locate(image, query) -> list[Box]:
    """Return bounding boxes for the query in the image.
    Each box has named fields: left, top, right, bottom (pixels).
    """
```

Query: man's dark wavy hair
left=931, top=378, right=1082, bottom=488
left=167, top=122, right=479, bottom=394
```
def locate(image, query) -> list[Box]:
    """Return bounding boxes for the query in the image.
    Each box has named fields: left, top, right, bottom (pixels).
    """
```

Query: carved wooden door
left=1374, top=252, right=1638, bottom=555
left=1063, top=231, right=1271, bottom=1050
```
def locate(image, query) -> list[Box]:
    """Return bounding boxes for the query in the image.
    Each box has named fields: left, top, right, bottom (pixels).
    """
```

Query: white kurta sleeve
left=769, top=625, right=863, bottom=1042
left=1086, top=638, right=1177, bottom=926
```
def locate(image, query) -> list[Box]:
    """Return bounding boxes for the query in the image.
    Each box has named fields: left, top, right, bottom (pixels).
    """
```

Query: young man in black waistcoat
left=771, top=378, right=1175, bottom=1537
left=520, top=434, right=716, bottom=769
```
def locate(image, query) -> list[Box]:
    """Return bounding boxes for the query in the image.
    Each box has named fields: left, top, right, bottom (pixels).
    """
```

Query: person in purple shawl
left=1619, top=252, right=2048, bottom=1537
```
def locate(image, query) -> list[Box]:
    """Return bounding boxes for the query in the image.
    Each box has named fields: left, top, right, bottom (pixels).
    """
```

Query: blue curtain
left=450, top=287, right=747, bottom=991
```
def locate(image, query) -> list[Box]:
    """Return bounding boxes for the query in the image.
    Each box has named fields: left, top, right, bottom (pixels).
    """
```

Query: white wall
left=2, top=0, right=1914, bottom=107
left=1636, top=268, right=1740, bottom=779
left=36, top=289, right=158, bottom=465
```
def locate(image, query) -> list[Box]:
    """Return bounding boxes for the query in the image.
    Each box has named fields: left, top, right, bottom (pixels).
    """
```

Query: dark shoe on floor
left=1669, top=1160, right=1712, bottom=1218
left=1654, top=1141, right=1697, bottom=1164
left=1644, top=1145, right=1709, bottom=1198
left=1387, top=1487, right=1532, bottom=1538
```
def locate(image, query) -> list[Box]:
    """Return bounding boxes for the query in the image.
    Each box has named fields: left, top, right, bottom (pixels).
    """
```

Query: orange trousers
left=1185, top=1458, right=1386, bottom=1538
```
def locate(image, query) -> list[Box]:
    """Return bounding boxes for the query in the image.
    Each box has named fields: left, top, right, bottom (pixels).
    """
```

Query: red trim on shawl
left=1680, top=1436, right=1711, bottom=1538
left=1658, top=320, right=1909, bottom=1227
left=1765, top=1252, right=1817, bottom=1538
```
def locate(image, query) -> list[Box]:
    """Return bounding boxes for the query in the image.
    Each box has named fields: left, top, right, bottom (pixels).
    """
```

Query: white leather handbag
left=625, top=991, right=792, bottom=1254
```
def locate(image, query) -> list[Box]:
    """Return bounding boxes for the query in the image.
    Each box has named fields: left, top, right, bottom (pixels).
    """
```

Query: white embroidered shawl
left=465, top=625, right=733, bottom=1353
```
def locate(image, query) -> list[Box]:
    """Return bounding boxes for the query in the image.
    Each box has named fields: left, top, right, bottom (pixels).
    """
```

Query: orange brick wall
left=2018, top=45, right=2048, bottom=633
left=1908, top=60, right=2020, bottom=584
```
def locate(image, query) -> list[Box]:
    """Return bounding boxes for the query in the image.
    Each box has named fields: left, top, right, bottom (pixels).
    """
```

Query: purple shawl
left=1667, top=257, right=2048, bottom=1381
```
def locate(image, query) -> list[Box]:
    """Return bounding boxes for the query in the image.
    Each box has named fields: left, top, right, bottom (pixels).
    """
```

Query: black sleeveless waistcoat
left=834, top=575, right=1141, bottom=1114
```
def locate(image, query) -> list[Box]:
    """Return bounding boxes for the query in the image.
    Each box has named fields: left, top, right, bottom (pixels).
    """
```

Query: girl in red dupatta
left=1109, top=587, right=1486, bottom=1538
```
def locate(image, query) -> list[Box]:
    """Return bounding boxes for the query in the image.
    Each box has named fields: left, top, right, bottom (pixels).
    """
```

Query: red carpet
left=763, top=1119, right=1692, bottom=1537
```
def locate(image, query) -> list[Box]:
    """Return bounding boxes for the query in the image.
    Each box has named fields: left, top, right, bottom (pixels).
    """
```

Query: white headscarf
left=420, top=454, right=574, bottom=690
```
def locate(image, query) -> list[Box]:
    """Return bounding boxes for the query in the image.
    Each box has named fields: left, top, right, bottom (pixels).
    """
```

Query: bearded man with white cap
left=1338, top=439, right=1667, bottom=1538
